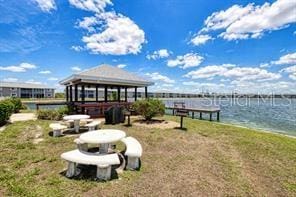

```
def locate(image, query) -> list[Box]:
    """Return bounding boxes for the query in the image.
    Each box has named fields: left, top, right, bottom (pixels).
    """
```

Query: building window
left=10, top=88, right=16, bottom=91
left=11, top=93, right=17, bottom=97
left=47, top=94, right=52, bottom=97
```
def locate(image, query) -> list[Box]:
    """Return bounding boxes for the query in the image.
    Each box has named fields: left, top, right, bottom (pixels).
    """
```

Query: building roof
left=59, top=64, right=154, bottom=87
left=0, top=81, right=54, bottom=89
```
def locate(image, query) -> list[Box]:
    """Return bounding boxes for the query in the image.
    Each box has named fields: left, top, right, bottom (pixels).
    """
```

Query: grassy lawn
left=0, top=116, right=295, bottom=196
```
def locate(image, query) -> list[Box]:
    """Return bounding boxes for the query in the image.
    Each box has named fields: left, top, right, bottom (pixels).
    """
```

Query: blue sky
left=0, top=0, right=295, bottom=93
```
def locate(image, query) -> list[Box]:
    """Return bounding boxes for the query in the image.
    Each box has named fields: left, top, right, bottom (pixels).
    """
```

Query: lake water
left=163, top=98, right=296, bottom=136
left=25, top=98, right=296, bottom=136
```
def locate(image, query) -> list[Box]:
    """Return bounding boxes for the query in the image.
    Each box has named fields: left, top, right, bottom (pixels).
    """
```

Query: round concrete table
left=79, top=129, right=126, bottom=153
left=63, top=115, right=90, bottom=133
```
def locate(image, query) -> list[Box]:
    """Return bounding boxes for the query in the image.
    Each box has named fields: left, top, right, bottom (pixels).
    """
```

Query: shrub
left=37, top=106, right=70, bottom=121
left=0, top=99, right=14, bottom=126
left=9, top=98, right=22, bottom=113
left=132, top=98, right=165, bottom=121
left=0, top=98, right=26, bottom=126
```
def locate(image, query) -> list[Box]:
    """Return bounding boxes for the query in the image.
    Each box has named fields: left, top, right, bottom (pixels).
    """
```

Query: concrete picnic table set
left=60, top=128, right=142, bottom=181
left=49, top=114, right=101, bottom=137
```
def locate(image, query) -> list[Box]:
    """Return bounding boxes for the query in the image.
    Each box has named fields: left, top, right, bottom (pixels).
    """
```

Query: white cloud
left=77, top=16, right=99, bottom=32
left=199, top=0, right=296, bottom=40
left=71, top=45, right=84, bottom=52
left=71, top=66, right=81, bottom=72
left=26, top=79, right=42, bottom=85
left=39, top=70, right=51, bottom=74
left=147, top=49, right=171, bottom=60
left=230, top=80, right=296, bottom=93
left=33, top=0, right=56, bottom=12
left=69, top=0, right=112, bottom=13
left=272, top=52, right=296, bottom=65
left=280, top=65, right=296, bottom=73
left=0, top=62, right=37, bottom=72
left=81, top=12, right=145, bottom=55
left=117, top=64, right=127, bottom=68
left=185, top=64, right=281, bottom=81
left=167, top=53, right=204, bottom=69
left=145, top=72, right=175, bottom=84
left=281, top=65, right=296, bottom=80
left=259, top=63, right=270, bottom=68
left=48, top=77, right=58, bottom=81
left=191, top=34, right=213, bottom=46
left=2, top=78, right=18, bottom=82
left=289, top=73, right=296, bottom=80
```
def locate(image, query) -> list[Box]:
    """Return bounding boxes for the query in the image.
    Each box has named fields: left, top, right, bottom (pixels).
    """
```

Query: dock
left=166, top=106, right=221, bottom=121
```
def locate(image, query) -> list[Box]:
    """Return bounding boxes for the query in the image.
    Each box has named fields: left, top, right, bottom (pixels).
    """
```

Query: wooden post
left=66, top=86, right=69, bottom=102
left=81, top=85, right=85, bottom=104
left=135, top=87, right=137, bottom=101
left=117, top=87, right=121, bottom=102
left=74, top=84, right=78, bottom=102
left=69, top=85, right=73, bottom=102
left=180, top=116, right=183, bottom=128
left=145, top=87, right=148, bottom=98
left=209, top=113, right=212, bottom=121
left=199, top=112, right=202, bottom=120
left=104, top=86, right=108, bottom=102
left=192, top=112, right=194, bottom=119
left=217, top=111, right=220, bottom=121
left=125, top=87, right=127, bottom=102
left=95, top=85, right=99, bottom=102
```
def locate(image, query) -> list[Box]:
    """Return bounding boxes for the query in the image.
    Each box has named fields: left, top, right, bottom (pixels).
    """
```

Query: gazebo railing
left=73, top=102, right=132, bottom=118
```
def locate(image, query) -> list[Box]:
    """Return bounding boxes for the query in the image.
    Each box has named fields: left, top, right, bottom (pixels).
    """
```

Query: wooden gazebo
left=59, top=65, right=154, bottom=117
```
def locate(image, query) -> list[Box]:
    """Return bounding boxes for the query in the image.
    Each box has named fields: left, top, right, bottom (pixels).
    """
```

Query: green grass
left=0, top=116, right=295, bottom=196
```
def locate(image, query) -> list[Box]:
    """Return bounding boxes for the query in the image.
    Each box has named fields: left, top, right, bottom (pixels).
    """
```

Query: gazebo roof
left=60, top=65, right=154, bottom=87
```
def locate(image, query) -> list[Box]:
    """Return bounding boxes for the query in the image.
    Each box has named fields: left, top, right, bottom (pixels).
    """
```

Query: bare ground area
left=0, top=116, right=295, bottom=196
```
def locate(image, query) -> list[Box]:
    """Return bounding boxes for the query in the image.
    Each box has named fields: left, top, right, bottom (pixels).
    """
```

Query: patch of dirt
left=20, top=124, right=44, bottom=144
left=0, top=125, right=6, bottom=132
left=133, top=119, right=179, bottom=129
left=10, top=113, right=36, bottom=122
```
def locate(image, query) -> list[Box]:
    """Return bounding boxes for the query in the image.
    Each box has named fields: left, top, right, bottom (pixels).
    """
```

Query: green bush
left=9, top=98, right=22, bottom=113
left=132, top=98, right=165, bottom=121
left=0, top=98, right=26, bottom=126
left=37, top=106, right=70, bottom=121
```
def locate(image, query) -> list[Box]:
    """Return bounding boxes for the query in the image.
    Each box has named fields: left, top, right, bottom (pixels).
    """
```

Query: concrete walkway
left=10, top=113, right=37, bottom=123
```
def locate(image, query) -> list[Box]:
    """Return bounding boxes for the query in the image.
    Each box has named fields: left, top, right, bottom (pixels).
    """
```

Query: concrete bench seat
left=80, top=119, right=94, bottom=126
left=61, top=149, right=120, bottom=180
left=121, top=137, right=142, bottom=170
left=49, top=123, right=67, bottom=137
left=85, top=120, right=101, bottom=131
left=74, top=138, right=88, bottom=151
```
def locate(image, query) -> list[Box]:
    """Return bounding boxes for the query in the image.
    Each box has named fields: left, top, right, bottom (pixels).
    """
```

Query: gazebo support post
left=117, top=87, right=121, bottom=102
left=104, top=86, right=108, bottom=102
left=145, top=87, right=148, bottom=99
left=95, top=85, right=99, bottom=102
left=81, top=85, right=85, bottom=113
left=74, top=84, right=78, bottom=102
left=135, top=87, right=137, bottom=101
left=66, top=86, right=69, bottom=102
left=69, top=85, right=73, bottom=102
left=125, top=87, right=127, bottom=102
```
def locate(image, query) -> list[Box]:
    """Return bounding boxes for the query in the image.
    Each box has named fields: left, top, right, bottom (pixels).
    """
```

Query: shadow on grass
left=48, top=128, right=89, bottom=137
left=174, top=127, right=188, bottom=131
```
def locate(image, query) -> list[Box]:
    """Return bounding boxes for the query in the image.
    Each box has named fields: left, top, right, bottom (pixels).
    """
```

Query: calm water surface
left=163, top=98, right=296, bottom=136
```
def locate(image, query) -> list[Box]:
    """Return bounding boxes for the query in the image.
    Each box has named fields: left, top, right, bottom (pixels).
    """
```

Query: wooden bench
left=61, top=150, right=120, bottom=180
left=121, top=137, right=142, bottom=170
left=85, top=121, right=101, bottom=131
left=49, top=123, right=67, bottom=137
